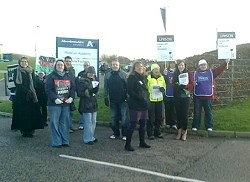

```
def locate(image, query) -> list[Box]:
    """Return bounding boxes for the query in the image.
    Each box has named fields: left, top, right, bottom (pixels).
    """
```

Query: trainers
left=69, top=129, right=74, bottom=133
left=192, top=128, right=198, bottom=131
left=71, top=127, right=78, bottom=131
left=207, top=128, right=213, bottom=132
left=122, top=136, right=126, bottom=141
left=78, top=126, right=84, bottom=130
left=155, top=135, right=164, bottom=139
left=171, top=125, right=177, bottom=130
left=109, top=134, right=118, bottom=139
left=166, top=125, right=171, bottom=129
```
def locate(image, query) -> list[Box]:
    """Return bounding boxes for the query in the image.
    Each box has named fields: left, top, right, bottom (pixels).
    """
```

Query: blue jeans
left=79, top=114, right=85, bottom=127
left=110, top=101, right=128, bottom=137
left=48, top=106, right=70, bottom=147
left=69, top=111, right=74, bottom=129
left=82, top=112, right=97, bottom=143
left=192, top=98, right=214, bottom=129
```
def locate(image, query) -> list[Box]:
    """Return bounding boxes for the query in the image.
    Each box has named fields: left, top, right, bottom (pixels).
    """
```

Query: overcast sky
left=0, top=0, right=249, bottom=60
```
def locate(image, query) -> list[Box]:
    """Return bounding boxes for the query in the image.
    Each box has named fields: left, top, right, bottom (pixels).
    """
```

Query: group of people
left=11, top=56, right=229, bottom=150
left=104, top=58, right=230, bottom=151
left=11, top=56, right=99, bottom=147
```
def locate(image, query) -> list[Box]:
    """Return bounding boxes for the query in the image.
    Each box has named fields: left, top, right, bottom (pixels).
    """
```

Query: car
left=124, top=65, right=132, bottom=72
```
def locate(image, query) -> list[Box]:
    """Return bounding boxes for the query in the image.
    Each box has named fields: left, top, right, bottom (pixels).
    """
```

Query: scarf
left=16, top=66, right=38, bottom=103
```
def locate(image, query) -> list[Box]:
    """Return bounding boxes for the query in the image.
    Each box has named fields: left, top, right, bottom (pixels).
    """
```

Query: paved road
left=0, top=116, right=250, bottom=182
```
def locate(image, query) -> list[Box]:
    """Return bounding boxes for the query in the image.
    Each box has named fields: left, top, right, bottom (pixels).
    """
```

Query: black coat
left=11, top=69, right=44, bottom=131
left=127, top=72, right=150, bottom=111
left=77, top=75, right=99, bottom=114
left=35, top=75, right=47, bottom=107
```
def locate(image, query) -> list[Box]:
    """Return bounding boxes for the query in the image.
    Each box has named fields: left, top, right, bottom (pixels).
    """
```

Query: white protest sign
left=217, top=32, right=236, bottom=59
left=157, top=35, right=174, bottom=62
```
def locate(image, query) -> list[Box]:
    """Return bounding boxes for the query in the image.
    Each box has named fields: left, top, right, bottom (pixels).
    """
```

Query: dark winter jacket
left=11, top=68, right=44, bottom=131
left=104, top=69, right=127, bottom=103
left=45, top=71, right=75, bottom=106
left=35, top=75, right=47, bottom=107
left=77, top=74, right=99, bottom=114
left=127, top=72, right=150, bottom=111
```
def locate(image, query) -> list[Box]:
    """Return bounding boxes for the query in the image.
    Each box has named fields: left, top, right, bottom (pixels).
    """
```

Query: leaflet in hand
left=152, top=84, right=163, bottom=99
left=178, top=73, right=189, bottom=85
left=92, top=81, right=99, bottom=88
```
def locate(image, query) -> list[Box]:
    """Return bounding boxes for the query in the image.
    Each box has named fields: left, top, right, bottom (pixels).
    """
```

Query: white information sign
left=157, top=35, right=174, bottom=62
left=217, top=32, right=236, bottom=59
left=152, top=84, right=163, bottom=99
left=56, top=37, right=99, bottom=76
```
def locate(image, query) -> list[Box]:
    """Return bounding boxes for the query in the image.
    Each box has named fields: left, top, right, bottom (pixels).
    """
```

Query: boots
left=124, top=130, right=134, bottom=151
left=139, top=128, right=151, bottom=148
left=181, top=130, right=187, bottom=141
left=176, top=129, right=182, bottom=140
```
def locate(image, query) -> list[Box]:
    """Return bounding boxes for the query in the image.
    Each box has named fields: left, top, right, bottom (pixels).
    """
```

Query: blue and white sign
left=56, top=37, right=99, bottom=76
left=217, top=32, right=236, bottom=59
left=157, top=35, right=174, bottom=62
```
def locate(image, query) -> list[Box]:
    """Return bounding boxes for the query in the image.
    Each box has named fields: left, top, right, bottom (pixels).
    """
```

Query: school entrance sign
left=56, top=37, right=99, bottom=76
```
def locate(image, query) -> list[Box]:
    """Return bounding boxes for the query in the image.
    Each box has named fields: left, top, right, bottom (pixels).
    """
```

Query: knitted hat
left=150, top=63, right=160, bottom=71
left=87, top=66, right=96, bottom=74
left=198, top=59, right=207, bottom=65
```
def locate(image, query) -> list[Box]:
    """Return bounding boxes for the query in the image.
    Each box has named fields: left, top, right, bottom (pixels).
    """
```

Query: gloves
left=92, top=86, right=99, bottom=94
left=104, top=98, right=110, bottom=107
left=55, top=98, right=63, bottom=104
left=159, top=87, right=165, bottom=92
left=225, top=59, right=230, bottom=63
left=65, top=97, right=73, bottom=103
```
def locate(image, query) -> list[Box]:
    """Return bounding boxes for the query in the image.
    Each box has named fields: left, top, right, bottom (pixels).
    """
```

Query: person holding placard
left=192, top=59, right=230, bottom=132
left=45, top=59, right=75, bottom=147
left=163, top=61, right=177, bottom=129
left=173, top=60, right=194, bottom=141
left=146, top=63, right=166, bottom=140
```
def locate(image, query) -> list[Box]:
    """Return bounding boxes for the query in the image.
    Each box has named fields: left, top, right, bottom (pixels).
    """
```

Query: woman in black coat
left=11, top=57, right=44, bottom=137
left=77, top=66, right=99, bottom=145
left=35, top=72, right=48, bottom=126
left=125, top=61, right=151, bottom=151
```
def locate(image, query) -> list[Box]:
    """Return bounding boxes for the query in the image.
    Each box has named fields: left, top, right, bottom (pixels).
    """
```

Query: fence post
left=4, top=73, right=8, bottom=96
left=230, top=60, right=235, bottom=101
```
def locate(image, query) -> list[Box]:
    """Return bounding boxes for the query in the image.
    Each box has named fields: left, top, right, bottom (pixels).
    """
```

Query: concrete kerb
left=1, top=111, right=250, bottom=138
left=161, top=127, right=250, bottom=139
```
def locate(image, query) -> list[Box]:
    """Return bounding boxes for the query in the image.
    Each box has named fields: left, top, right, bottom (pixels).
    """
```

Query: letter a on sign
left=160, top=7, right=166, bottom=32
left=87, top=41, right=94, bottom=47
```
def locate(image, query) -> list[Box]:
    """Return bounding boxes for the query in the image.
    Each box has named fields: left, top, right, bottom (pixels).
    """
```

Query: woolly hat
left=198, top=59, right=207, bottom=65
left=151, top=63, right=160, bottom=71
left=87, top=66, right=96, bottom=74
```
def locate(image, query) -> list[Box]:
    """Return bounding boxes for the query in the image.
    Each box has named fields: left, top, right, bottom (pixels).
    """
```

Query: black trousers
left=147, top=101, right=163, bottom=137
left=174, top=97, right=190, bottom=130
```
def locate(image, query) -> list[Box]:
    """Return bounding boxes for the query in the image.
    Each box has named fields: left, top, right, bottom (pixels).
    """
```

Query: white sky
left=0, top=0, right=249, bottom=60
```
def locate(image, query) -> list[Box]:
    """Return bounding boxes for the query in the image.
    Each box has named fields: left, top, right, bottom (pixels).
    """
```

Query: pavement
left=1, top=93, right=250, bottom=139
